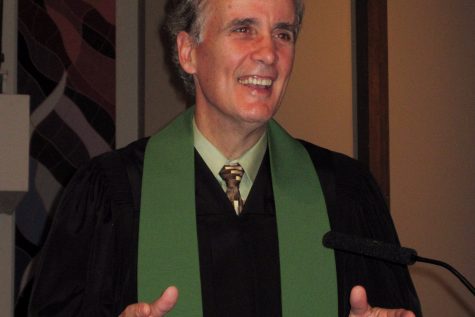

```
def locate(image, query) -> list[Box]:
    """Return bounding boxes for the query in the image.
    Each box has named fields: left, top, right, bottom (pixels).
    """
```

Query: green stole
left=138, top=107, right=337, bottom=315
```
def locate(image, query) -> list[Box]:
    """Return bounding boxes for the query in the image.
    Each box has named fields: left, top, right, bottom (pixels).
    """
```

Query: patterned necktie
left=219, top=163, right=245, bottom=215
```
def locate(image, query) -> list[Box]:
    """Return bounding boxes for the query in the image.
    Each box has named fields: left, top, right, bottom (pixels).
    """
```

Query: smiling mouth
left=238, top=76, right=273, bottom=88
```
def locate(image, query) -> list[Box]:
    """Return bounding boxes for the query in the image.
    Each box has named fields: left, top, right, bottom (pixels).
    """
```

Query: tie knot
left=219, top=163, right=245, bottom=215
left=219, top=163, right=244, bottom=187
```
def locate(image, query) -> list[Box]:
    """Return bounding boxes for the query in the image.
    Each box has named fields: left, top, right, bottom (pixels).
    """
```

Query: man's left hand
left=349, top=285, right=415, bottom=317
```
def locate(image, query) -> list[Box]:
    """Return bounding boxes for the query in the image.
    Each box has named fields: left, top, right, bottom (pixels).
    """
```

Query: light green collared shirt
left=193, top=118, right=267, bottom=202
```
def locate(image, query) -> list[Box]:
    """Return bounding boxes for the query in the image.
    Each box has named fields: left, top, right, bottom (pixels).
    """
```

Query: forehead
left=201, top=0, right=296, bottom=26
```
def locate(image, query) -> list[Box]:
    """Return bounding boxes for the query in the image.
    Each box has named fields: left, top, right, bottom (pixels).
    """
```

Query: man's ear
left=177, top=31, right=197, bottom=74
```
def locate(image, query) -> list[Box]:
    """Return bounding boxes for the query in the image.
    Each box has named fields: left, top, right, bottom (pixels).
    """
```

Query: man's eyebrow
left=274, top=22, right=298, bottom=35
left=223, top=17, right=258, bottom=30
left=222, top=18, right=298, bottom=35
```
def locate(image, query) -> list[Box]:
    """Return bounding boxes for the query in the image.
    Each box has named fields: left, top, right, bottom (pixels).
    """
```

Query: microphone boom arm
left=415, top=255, right=475, bottom=296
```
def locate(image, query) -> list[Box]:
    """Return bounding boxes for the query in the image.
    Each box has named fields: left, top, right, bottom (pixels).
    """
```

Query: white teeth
left=239, top=77, right=273, bottom=86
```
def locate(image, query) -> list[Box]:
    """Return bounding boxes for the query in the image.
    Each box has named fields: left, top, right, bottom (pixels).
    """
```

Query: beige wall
left=388, top=0, right=475, bottom=315
left=116, top=0, right=142, bottom=147
left=1, top=1, right=21, bottom=316
left=144, top=0, right=186, bottom=136
left=277, top=1, right=354, bottom=157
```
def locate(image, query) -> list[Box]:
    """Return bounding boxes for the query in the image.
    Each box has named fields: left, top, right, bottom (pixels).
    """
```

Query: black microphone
left=322, top=231, right=475, bottom=296
left=322, top=231, right=417, bottom=265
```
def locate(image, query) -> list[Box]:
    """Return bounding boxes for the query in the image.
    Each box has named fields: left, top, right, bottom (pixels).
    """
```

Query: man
left=29, top=0, right=421, bottom=316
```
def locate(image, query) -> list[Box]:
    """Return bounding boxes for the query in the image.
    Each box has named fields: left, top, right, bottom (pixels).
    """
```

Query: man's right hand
left=118, top=286, right=178, bottom=317
left=349, top=285, right=415, bottom=317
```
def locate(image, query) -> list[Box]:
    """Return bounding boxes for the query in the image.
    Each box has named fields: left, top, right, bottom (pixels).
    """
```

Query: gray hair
left=163, top=0, right=305, bottom=97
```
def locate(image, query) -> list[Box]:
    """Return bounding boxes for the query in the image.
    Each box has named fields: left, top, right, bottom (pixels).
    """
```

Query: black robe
left=28, top=138, right=422, bottom=316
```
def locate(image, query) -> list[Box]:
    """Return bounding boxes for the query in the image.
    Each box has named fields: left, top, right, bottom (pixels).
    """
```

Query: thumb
left=349, top=285, right=371, bottom=317
left=150, top=286, right=179, bottom=316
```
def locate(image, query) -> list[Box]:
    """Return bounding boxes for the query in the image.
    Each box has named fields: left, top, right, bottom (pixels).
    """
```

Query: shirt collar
left=193, top=118, right=267, bottom=184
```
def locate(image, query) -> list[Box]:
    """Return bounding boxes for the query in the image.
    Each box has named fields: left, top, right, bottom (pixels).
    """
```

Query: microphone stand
left=415, top=255, right=475, bottom=296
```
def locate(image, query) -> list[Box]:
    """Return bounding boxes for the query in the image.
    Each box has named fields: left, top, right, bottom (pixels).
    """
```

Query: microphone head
left=322, top=231, right=417, bottom=265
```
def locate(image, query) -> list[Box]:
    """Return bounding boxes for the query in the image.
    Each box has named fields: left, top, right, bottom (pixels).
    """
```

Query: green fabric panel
left=268, top=120, right=338, bottom=316
left=138, top=107, right=202, bottom=315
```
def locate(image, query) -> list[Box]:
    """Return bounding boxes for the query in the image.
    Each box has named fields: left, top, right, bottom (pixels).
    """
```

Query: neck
left=194, top=109, right=267, bottom=160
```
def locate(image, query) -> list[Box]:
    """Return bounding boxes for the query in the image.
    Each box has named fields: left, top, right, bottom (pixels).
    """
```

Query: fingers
left=118, top=286, right=179, bottom=317
left=150, top=286, right=179, bottom=316
left=349, top=285, right=371, bottom=316
left=371, top=307, right=416, bottom=317
left=348, top=285, right=416, bottom=317
left=119, top=302, right=152, bottom=317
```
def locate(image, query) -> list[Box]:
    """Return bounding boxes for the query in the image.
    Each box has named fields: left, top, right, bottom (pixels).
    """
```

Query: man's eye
left=276, top=32, right=293, bottom=42
left=233, top=26, right=250, bottom=33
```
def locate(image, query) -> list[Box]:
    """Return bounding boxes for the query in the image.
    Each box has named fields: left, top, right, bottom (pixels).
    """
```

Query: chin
left=238, top=108, right=276, bottom=126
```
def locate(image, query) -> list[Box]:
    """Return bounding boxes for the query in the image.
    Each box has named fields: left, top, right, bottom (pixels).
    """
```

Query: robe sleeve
left=301, top=141, right=422, bottom=317
left=28, top=150, right=139, bottom=316
left=331, top=152, right=421, bottom=316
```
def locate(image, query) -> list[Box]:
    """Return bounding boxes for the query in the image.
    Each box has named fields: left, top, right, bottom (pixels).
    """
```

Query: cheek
left=279, top=50, right=295, bottom=76
left=200, top=50, right=234, bottom=80
left=220, top=51, right=244, bottom=75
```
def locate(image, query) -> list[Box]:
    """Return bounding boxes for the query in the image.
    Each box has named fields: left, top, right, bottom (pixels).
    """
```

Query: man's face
left=181, top=0, right=297, bottom=130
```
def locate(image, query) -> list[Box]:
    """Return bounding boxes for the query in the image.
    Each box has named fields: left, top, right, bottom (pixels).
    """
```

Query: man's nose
left=251, top=35, right=278, bottom=65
